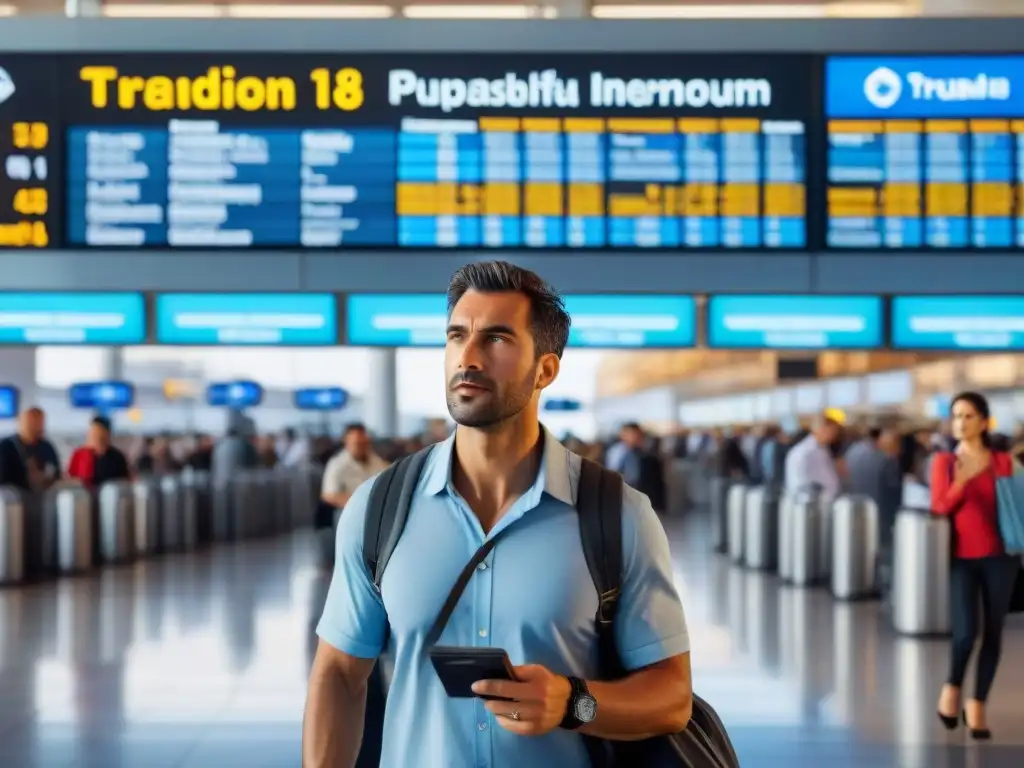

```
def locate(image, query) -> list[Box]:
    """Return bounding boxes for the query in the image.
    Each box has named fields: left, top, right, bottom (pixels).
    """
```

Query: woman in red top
left=932, top=391, right=1018, bottom=740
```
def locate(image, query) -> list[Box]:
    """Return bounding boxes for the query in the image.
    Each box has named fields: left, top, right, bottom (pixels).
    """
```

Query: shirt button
left=478, top=629, right=488, bottom=638
left=478, top=722, right=488, bottom=731
left=477, top=561, right=488, bottom=571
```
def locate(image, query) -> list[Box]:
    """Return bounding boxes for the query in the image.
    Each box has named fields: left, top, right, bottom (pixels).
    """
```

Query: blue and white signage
left=0, top=386, right=19, bottom=419
left=155, top=293, right=338, bottom=346
left=0, top=292, right=145, bottom=345
left=69, top=381, right=135, bottom=410
left=543, top=398, right=583, bottom=413
left=707, top=295, right=884, bottom=350
left=294, top=387, right=348, bottom=411
left=891, top=296, right=1024, bottom=350
left=206, top=381, right=264, bottom=409
left=346, top=294, right=696, bottom=348
left=827, top=56, right=1024, bottom=118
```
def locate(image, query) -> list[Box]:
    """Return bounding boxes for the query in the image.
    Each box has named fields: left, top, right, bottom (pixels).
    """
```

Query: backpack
left=362, top=446, right=740, bottom=768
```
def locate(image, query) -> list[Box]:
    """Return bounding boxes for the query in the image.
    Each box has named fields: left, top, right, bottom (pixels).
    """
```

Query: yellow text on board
left=79, top=66, right=365, bottom=112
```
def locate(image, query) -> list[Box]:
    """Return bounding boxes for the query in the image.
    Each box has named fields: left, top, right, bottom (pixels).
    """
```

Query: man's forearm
left=579, top=666, right=691, bottom=741
left=302, top=664, right=366, bottom=768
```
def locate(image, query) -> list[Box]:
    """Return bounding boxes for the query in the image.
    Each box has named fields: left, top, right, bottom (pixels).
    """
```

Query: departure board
left=0, top=58, right=61, bottom=248
left=826, top=56, right=1024, bottom=249
left=0, top=53, right=812, bottom=250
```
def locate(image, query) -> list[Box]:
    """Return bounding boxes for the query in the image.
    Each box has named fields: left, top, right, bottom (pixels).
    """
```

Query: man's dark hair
left=343, top=422, right=367, bottom=437
left=621, top=422, right=642, bottom=433
left=868, top=427, right=883, bottom=442
left=446, top=260, right=570, bottom=359
left=91, top=415, right=111, bottom=432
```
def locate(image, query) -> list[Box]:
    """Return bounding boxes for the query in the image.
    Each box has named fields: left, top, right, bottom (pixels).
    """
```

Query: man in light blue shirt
left=303, top=261, right=692, bottom=768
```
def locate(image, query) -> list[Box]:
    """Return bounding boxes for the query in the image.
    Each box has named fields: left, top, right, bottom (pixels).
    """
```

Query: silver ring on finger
left=509, top=710, right=521, bottom=721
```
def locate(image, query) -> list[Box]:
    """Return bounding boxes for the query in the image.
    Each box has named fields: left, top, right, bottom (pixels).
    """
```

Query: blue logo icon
left=863, top=67, right=902, bottom=109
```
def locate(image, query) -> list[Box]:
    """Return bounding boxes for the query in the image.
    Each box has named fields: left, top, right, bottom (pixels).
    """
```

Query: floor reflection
left=0, top=513, right=1021, bottom=767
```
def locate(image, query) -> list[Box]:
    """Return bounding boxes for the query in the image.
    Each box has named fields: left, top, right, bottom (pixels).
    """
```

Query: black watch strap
left=559, top=676, right=587, bottom=730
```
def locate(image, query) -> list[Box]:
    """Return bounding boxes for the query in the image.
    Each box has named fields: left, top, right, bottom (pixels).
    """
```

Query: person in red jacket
left=68, top=416, right=132, bottom=490
left=932, top=391, right=1019, bottom=740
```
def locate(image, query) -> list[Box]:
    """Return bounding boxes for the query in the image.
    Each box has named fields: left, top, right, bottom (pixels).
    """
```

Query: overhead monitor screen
left=0, top=386, right=19, bottom=419
left=0, top=53, right=812, bottom=250
left=346, top=293, right=696, bottom=348
left=0, top=292, right=146, bottom=344
left=891, top=295, right=1024, bottom=350
left=68, top=380, right=135, bottom=410
left=294, top=387, right=349, bottom=411
left=826, top=56, right=1024, bottom=249
left=154, top=293, right=337, bottom=345
left=206, top=380, right=264, bottom=408
left=706, top=295, right=884, bottom=349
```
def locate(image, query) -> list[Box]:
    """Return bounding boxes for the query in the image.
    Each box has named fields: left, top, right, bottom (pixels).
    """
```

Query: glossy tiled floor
left=1, top=512, right=1023, bottom=767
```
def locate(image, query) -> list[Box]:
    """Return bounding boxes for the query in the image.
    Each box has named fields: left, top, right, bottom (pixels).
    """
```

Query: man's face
left=878, top=429, right=900, bottom=457
left=345, top=428, right=371, bottom=461
left=88, top=423, right=109, bottom=449
left=20, top=410, right=44, bottom=442
left=444, top=289, right=557, bottom=429
left=621, top=427, right=643, bottom=448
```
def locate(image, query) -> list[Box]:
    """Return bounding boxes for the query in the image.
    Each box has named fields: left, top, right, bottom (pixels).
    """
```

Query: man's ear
left=535, top=353, right=560, bottom=391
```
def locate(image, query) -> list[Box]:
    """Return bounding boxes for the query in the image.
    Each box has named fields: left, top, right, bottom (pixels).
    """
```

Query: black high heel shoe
left=962, top=709, right=992, bottom=740
left=937, top=710, right=959, bottom=730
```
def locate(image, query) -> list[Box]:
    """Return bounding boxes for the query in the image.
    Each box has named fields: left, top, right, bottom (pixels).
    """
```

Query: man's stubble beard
left=446, top=364, right=538, bottom=429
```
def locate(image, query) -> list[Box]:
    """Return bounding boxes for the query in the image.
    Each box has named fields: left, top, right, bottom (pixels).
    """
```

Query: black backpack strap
left=577, top=458, right=625, bottom=768
left=577, top=458, right=625, bottom=639
left=363, top=446, right=434, bottom=590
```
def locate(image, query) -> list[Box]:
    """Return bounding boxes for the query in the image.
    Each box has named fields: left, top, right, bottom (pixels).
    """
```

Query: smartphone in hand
left=428, top=646, right=517, bottom=701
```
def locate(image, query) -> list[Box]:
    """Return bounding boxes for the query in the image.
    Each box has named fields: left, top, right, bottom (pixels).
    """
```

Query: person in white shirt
left=320, top=423, right=390, bottom=511
left=784, top=415, right=842, bottom=504
left=279, top=427, right=311, bottom=468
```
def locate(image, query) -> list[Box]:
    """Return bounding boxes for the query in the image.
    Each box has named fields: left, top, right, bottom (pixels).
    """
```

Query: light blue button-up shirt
left=316, top=428, right=690, bottom=768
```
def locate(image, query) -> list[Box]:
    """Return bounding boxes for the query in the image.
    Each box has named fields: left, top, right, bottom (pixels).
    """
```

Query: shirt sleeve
left=320, top=457, right=342, bottom=497
left=614, top=485, right=690, bottom=671
left=931, top=453, right=965, bottom=516
left=315, top=477, right=390, bottom=659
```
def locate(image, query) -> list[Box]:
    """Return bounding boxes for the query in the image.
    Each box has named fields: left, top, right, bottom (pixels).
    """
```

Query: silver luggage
left=744, top=486, right=778, bottom=571
left=891, top=508, right=951, bottom=636
left=55, top=486, right=94, bottom=574
left=98, top=481, right=134, bottom=563
left=831, top=494, right=880, bottom=600
left=727, top=484, right=747, bottom=564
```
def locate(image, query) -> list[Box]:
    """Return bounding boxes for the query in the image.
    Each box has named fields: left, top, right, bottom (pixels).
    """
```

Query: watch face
left=574, top=694, right=597, bottom=723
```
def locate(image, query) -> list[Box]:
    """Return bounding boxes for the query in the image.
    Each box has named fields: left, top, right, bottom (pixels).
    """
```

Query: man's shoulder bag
left=362, top=448, right=739, bottom=768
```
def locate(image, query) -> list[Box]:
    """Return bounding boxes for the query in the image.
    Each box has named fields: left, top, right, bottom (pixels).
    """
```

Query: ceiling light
left=402, top=5, right=540, bottom=19
left=102, top=4, right=226, bottom=17
left=227, top=4, right=395, bottom=17
left=591, top=4, right=826, bottom=18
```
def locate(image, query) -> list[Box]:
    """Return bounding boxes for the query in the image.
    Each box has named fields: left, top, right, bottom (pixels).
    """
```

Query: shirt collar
left=421, top=426, right=574, bottom=507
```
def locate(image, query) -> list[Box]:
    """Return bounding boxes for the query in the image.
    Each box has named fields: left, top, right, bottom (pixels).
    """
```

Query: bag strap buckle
left=597, top=587, right=621, bottom=626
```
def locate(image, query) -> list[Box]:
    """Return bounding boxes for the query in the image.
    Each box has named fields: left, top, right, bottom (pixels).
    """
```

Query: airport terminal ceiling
left=0, top=18, right=1023, bottom=293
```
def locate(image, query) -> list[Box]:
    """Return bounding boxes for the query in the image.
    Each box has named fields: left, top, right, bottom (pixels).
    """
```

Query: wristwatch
left=560, top=676, right=598, bottom=730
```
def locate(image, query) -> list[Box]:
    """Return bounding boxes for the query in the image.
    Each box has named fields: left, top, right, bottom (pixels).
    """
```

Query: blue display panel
left=543, top=398, right=583, bottom=412
left=206, top=380, right=264, bottom=408
left=59, top=53, right=810, bottom=251
left=891, top=296, right=1024, bottom=350
left=69, top=380, right=135, bottom=410
left=294, top=387, right=349, bottom=411
left=346, top=294, right=695, bottom=348
left=826, top=56, right=1024, bottom=250
left=155, top=293, right=337, bottom=345
left=0, top=386, right=19, bottom=419
left=0, top=292, right=145, bottom=344
left=706, top=295, right=884, bottom=349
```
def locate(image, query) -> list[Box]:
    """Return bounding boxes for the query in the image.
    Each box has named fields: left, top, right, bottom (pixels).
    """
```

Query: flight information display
left=706, top=295, right=884, bottom=349
left=0, top=53, right=811, bottom=250
left=0, top=292, right=146, bottom=344
left=69, top=380, right=135, bottom=410
left=826, top=56, right=1024, bottom=249
left=0, top=386, right=18, bottom=419
left=346, top=293, right=696, bottom=347
left=294, top=387, right=349, bottom=411
left=207, top=380, right=264, bottom=408
left=154, top=293, right=337, bottom=345
left=891, top=296, right=1024, bottom=350
left=0, top=58, right=61, bottom=248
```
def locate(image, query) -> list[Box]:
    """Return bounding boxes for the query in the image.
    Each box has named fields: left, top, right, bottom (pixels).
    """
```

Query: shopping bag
left=995, top=462, right=1024, bottom=555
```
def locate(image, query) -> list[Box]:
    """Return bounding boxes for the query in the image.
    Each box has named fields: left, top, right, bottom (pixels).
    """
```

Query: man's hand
left=471, top=664, right=572, bottom=736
